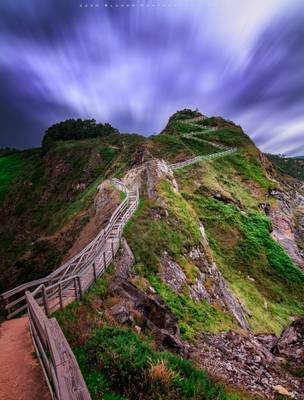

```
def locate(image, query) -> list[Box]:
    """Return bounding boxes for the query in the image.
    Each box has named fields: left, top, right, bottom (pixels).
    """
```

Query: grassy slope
left=124, top=184, right=237, bottom=342
left=142, top=115, right=304, bottom=334
left=55, top=269, right=254, bottom=400
left=265, top=153, right=304, bottom=181
left=0, top=134, right=145, bottom=292
left=3, top=111, right=304, bottom=398
left=174, top=152, right=304, bottom=334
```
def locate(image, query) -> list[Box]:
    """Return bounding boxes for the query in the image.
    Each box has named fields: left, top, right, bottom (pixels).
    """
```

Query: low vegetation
left=265, top=153, right=304, bottom=181
left=42, top=118, right=119, bottom=148
left=55, top=269, right=250, bottom=400
left=176, top=157, right=304, bottom=334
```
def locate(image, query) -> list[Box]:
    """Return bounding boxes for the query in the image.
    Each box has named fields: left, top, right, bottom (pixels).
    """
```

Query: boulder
left=275, top=317, right=304, bottom=364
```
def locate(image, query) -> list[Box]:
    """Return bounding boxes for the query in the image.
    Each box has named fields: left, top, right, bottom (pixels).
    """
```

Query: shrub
left=77, top=326, right=247, bottom=400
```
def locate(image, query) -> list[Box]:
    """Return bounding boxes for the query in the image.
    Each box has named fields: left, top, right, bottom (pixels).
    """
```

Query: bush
left=42, top=118, right=119, bottom=148
left=77, top=326, right=247, bottom=400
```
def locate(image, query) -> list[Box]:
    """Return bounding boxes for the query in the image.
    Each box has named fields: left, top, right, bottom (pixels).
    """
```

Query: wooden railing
left=168, top=116, right=238, bottom=170
left=1, top=180, right=139, bottom=319
left=170, top=148, right=237, bottom=170
left=26, top=290, right=91, bottom=400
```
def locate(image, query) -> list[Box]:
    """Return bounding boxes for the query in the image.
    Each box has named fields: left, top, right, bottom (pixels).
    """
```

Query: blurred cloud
left=0, top=0, right=303, bottom=155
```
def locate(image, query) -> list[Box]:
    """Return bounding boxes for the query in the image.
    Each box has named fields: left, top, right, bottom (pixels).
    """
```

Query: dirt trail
left=0, top=317, right=50, bottom=400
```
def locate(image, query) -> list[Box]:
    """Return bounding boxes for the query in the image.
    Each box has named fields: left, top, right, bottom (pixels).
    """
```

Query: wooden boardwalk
left=169, top=116, right=237, bottom=170
left=0, top=179, right=139, bottom=400
left=0, top=317, right=50, bottom=400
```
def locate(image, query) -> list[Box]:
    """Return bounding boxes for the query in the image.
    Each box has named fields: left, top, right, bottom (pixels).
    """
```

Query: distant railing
left=26, top=290, right=91, bottom=400
left=170, top=148, right=237, bottom=170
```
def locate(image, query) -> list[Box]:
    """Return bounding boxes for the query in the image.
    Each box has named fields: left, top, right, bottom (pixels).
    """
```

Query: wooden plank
left=45, top=318, right=91, bottom=400
left=7, top=303, right=28, bottom=319
left=26, top=291, right=49, bottom=347
left=28, top=317, right=55, bottom=400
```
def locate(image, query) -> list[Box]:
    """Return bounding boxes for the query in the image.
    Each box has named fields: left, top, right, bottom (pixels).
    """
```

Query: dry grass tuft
left=147, top=359, right=179, bottom=386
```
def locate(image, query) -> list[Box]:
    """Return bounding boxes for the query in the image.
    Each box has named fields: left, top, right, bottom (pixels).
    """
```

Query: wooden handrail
left=2, top=179, right=139, bottom=319
left=26, top=291, right=91, bottom=400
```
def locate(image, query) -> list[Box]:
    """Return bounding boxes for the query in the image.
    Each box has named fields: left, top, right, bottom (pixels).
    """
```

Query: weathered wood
left=103, top=252, right=106, bottom=269
left=92, top=263, right=97, bottom=283
left=45, top=318, right=91, bottom=400
left=27, top=291, right=91, bottom=400
left=58, top=283, right=63, bottom=310
left=77, top=276, right=83, bottom=300
left=2, top=178, right=139, bottom=320
left=42, top=285, right=50, bottom=317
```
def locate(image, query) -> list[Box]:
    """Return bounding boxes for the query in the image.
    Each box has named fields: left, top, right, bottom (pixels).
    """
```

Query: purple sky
left=0, top=0, right=304, bottom=155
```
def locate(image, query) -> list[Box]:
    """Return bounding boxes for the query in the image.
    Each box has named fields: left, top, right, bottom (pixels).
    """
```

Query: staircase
left=1, top=180, right=139, bottom=319
left=169, top=116, right=238, bottom=170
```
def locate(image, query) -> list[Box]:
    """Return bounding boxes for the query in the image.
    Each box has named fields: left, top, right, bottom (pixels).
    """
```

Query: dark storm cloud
left=0, top=0, right=303, bottom=155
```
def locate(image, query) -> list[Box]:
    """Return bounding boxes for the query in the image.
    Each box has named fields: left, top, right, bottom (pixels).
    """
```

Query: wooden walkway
left=0, top=179, right=139, bottom=400
left=169, top=117, right=237, bottom=170
left=0, top=317, right=50, bottom=400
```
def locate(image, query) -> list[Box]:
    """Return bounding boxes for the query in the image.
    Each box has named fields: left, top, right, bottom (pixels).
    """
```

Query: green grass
left=0, top=135, right=145, bottom=292
left=265, top=153, right=304, bottom=181
left=125, top=181, right=237, bottom=339
left=149, top=276, right=236, bottom=340
left=0, top=153, right=25, bottom=203
left=183, top=191, right=304, bottom=334
left=74, top=326, right=251, bottom=400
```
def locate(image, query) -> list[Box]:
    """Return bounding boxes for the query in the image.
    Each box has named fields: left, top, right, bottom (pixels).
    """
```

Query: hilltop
left=0, top=110, right=304, bottom=398
left=265, top=153, right=304, bottom=182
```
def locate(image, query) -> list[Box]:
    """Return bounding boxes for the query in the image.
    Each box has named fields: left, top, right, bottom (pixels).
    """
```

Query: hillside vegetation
left=265, top=153, right=304, bottom=181
left=0, top=123, right=145, bottom=292
left=1, top=110, right=303, bottom=398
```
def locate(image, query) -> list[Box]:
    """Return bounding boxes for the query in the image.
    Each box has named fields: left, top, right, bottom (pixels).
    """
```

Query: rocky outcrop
left=123, top=158, right=178, bottom=201
left=274, top=317, right=304, bottom=364
left=269, top=187, right=304, bottom=269
left=108, top=278, right=188, bottom=354
left=159, top=247, right=249, bottom=330
left=113, top=238, right=134, bottom=279
left=198, top=331, right=303, bottom=398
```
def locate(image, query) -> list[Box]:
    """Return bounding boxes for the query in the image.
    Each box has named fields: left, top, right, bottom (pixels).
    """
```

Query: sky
left=0, top=0, right=304, bottom=155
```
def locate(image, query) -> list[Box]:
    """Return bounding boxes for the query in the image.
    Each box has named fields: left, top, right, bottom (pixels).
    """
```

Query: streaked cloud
left=0, top=0, right=303, bottom=155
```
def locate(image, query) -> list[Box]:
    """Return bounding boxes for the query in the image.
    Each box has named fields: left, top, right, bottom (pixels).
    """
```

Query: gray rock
left=110, top=304, right=133, bottom=324
left=274, top=317, right=304, bottom=364
left=113, top=237, right=134, bottom=278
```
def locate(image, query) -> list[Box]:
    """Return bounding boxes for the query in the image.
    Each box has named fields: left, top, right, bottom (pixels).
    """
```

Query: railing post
left=111, top=241, right=114, bottom=258
left=74, top=277, right=78, bottom=300
left=42, top=286, right=50, bottom=317
left=77, top=276, right=83, bottom=300
left=92, top=262, right=97, bottom=282
left=58, top=283, right=63, bottom=310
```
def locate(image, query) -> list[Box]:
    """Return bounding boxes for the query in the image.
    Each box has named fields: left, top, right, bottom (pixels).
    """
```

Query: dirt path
left=0, top=317, right=50, bottom=400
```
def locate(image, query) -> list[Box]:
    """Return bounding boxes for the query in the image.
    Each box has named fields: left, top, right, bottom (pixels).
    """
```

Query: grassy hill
left=1, top=111, right=303, bottom=399
left=265, top=153, right=304, bottom=181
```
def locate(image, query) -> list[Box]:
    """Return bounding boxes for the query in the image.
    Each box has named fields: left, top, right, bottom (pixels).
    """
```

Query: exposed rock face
left=123, top=158, right=178, bottom=201
left=198, top=331, right=303, bottom=399
left=113, top=238, right=134, bottom=279
left=108, top=278, right=188, bottom=354
left=199, top=224, right=249, bottom=330
left=269, top=187, right=304, bottom=269
left=274, top=317, right=304, bottom=364
left=159, top=252, right=187, bottom=293
left=159, top=246, right=249, bottom=330
left=65, top=180, right=120, bottom=260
